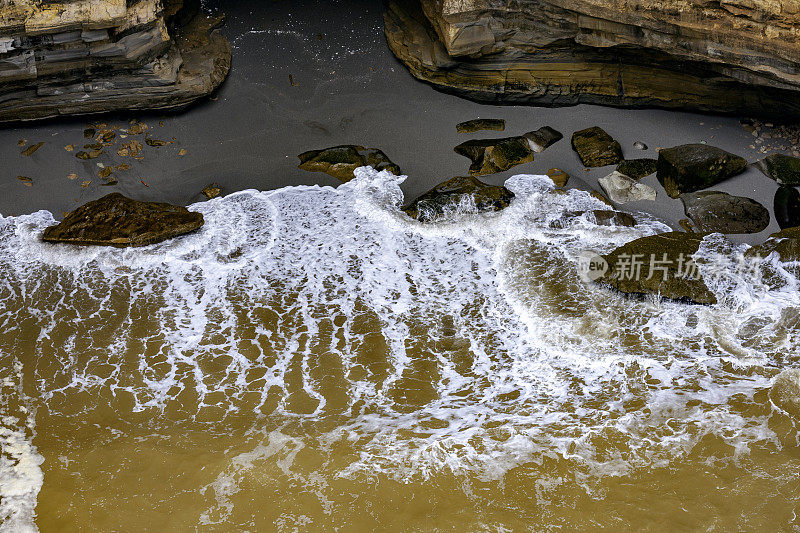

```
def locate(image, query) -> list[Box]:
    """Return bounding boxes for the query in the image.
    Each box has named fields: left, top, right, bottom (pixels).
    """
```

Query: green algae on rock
left=597, top=232, right=717, bottom=305
left=298, top=145, right=401, bottom=182
left=571, top=127, right=623, bottom=167
left=403, top=176, right=514, bottom=221
left=657, top=144, right=747, bottom=198
left=616, top=158, right=658, bottom=180
left=42, top=193, right=204, bottom=247
left=756, top=153, right=800, bottom=185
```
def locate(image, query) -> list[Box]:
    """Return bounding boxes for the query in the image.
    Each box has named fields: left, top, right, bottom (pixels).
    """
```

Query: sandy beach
left=0, top=0, right=790, bottom=245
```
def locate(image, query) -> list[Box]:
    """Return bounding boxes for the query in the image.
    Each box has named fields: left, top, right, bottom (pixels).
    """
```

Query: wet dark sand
left=0, top=0, right=791, bottom=244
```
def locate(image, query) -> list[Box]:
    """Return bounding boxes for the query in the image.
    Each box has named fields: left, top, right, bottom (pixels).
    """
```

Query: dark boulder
left=404, top=176, right=515, bottom=221
left=298, top=145, right=401, bottom=182
left=657, top=144, right=747, bottom=198
left=454, top=136, right=534, bottom=176
left=571, top=127, right=623, bottom=167
left=755, top=153, right=800, bottom=185
left=616, top=158, right=658, bottom=180
left=42, top=193, right=204, bottom=247
left=456, top=119, right=505, bottom=133
left=596, top=232, right=717, bottom=304
left=681, top=191, right=770, bottom=234
left=775, top=186, right=800, bottom=229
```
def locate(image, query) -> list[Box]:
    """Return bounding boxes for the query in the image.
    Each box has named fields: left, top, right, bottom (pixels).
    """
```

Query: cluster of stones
left=0, top=0, right=231, bottom=122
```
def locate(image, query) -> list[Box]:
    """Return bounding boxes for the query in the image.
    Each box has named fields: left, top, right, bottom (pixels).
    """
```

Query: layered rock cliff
left=0, top=0, right=231, bottom=122
left=384, top=0, right=800, bottom=116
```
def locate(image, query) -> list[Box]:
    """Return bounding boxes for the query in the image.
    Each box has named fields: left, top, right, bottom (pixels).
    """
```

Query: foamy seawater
left=1, top=168, right=799, bottom=530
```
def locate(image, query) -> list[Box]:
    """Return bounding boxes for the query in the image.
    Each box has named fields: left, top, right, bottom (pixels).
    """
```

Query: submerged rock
left=592, top=210, right=637, bottom=227
left=456, top=118, right=505, bottom=133
left=775, top=186, right=800, bottom=230
left=616, top=159, right=658, bottom=180
left=596, top=232, right=717, bottom=305
left=571, top=127, right=623, bottom=167
left=681, top=191, right=770, bottom=234
left=554, top=209, right=636, bottom=228
left=756, top=153, right=800, bottom=185
left=599, top=171, right=657, bottom=203
left=403, top=176, right=514, bottom=221
left=657, top=144, right=747, bottom=198
left=298, top=145, right=401, bottom=182
left=42, top=193, right=204, bottom=247
left=524, top=126, right=563, bottom=153
left=383, top=0, right=800, bottom=117
left=746, top=226, right=800, bottom=263
left=546, top=168, right=569, bottom=188
left=453, top=135, right=534, bottom=176
left=634, top=141, right=648, bottom=151
left=770, top=369, right=800, bottom=420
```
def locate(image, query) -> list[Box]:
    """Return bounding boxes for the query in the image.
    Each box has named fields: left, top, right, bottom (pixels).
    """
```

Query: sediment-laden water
left=1, top=168, right=799, bottom=531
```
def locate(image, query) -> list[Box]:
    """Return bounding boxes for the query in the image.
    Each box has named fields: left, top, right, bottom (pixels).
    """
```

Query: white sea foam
left=0, top=167, right=797, bottom=526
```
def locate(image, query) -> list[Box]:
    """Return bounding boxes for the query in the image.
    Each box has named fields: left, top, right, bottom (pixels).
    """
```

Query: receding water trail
left=1, top=168, right=799, bottom=530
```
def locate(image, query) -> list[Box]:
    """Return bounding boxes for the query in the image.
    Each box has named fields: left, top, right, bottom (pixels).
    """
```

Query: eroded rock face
left=42, top=193, right=204, bottom=247
left=298, top=145, right=402, bottom=182
left=681, top=191, right=770, bottom=234
left=384, top=0, right=800, bottom=116
left=403, top=176, right=514, bottom=221
left=596, top=232, right=717, bottom=305
left=0, top=0, right=231, bottom=122
left=657, top=144, right=747, bottom=198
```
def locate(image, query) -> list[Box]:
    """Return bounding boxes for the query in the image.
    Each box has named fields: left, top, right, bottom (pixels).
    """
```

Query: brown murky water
left=2, top=173, right=800, bottom=531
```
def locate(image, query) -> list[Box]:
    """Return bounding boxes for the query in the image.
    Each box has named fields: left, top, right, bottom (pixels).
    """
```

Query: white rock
left=598, top=171, right=657, bottom=204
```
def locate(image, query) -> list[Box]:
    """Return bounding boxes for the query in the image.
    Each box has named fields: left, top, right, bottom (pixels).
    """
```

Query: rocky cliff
left=0, top=0, right=230, bottom=122
left=384, top=0, right=800, bottom=116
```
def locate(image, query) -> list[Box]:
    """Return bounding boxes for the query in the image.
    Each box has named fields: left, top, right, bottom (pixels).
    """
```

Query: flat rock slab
left=571, top=126, right=623, bottom=167
left=597, top=231, right=717, bottom=305
left=298, top=145, right=401, bottom=182
left=42, top=193, right=204, bottom=247
left=403, top=176, right=515, bottom=221
left=599, top=171, right=657, bottom=203
left=657, top=144, right=747, bottom=198
left=681, top=191, right=769, bottom=234
left=454, top=135, right=534, bottom=176
left=756, top=153, right=800, bottom=185
left=616, top=158, right=658, bottom=180
left=456, top=118, right=505, bottom=133
left=775, top=186, right=800, bottom=229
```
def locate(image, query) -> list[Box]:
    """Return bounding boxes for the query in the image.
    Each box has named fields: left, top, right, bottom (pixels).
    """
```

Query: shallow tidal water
left=1, top=168, right=800, bottom=531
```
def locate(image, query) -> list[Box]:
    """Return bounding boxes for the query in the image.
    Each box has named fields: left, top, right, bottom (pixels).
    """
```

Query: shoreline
left=0, top=0, right=794, bottom=246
